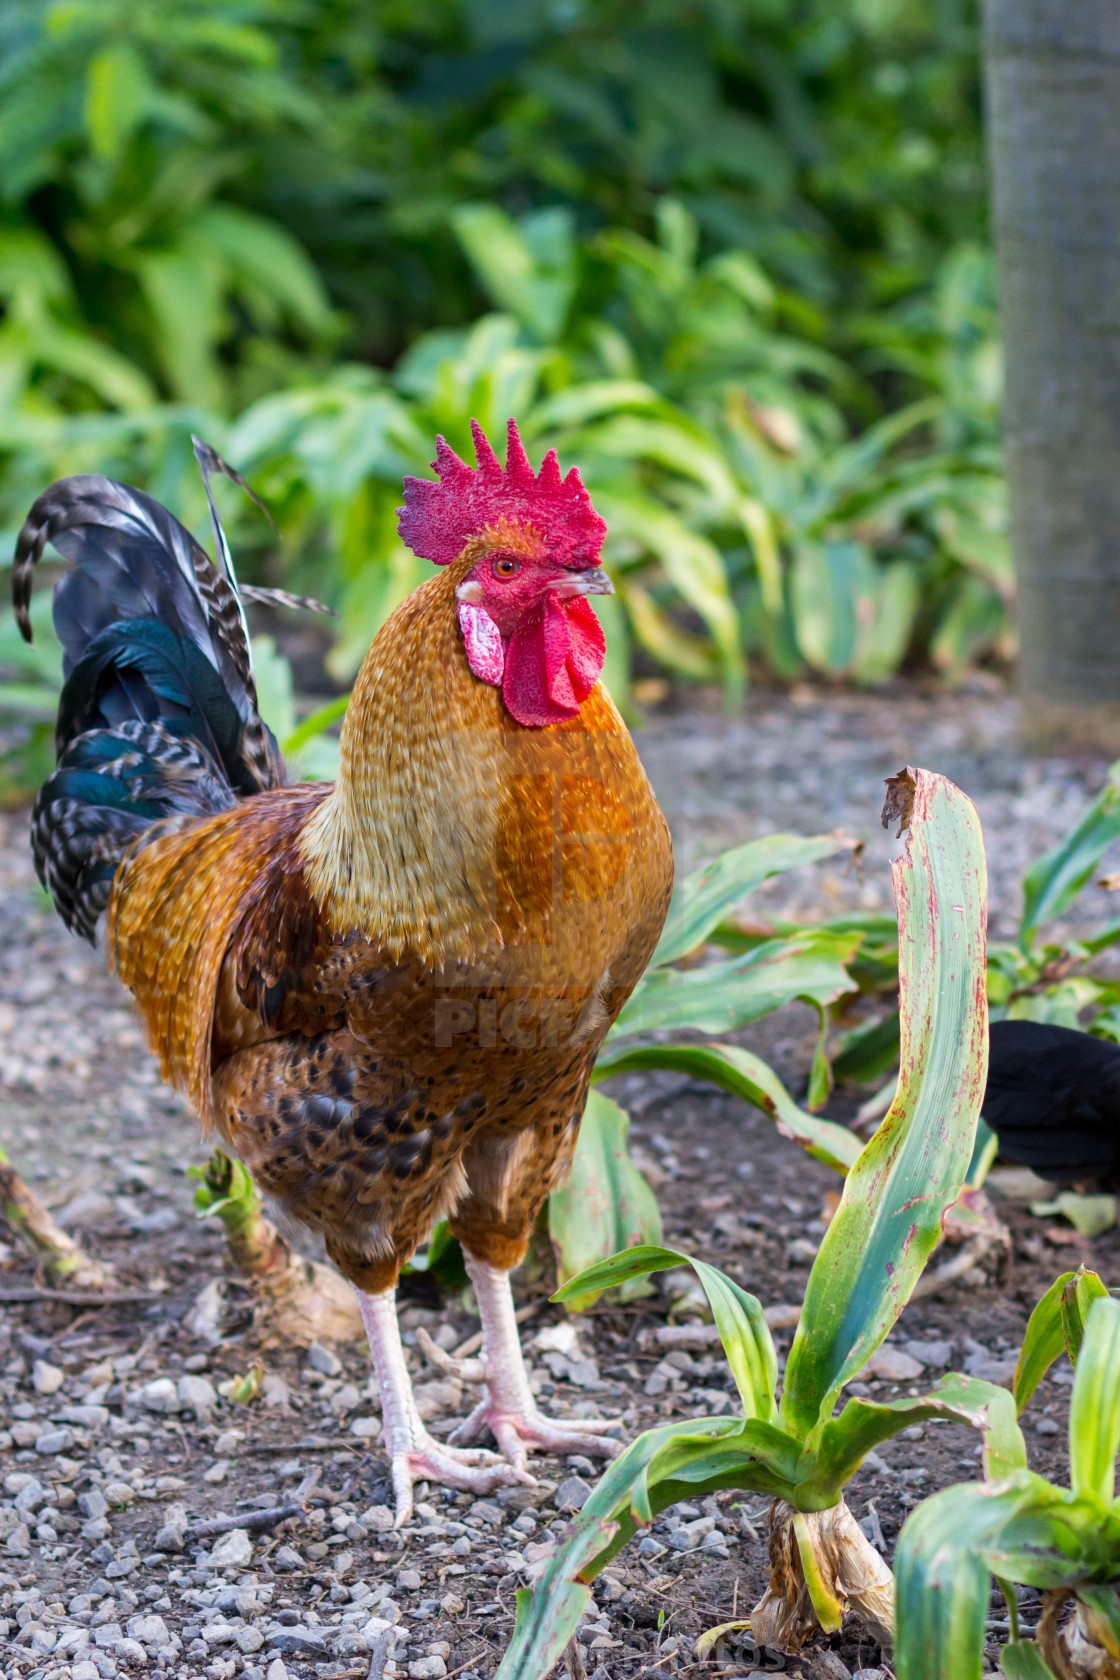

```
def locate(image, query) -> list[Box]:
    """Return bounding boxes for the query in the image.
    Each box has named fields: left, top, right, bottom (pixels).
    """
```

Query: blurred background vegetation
left=0, top=0, right=1009, bottom=785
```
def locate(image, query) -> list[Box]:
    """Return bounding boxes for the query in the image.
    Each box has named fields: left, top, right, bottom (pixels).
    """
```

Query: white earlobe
left=457, top=601, right=504, bottom=686
left=455, top=579, right=484, bottom=605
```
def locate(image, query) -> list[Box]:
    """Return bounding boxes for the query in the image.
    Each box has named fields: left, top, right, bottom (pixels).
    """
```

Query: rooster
left=13, top=420, right=673, bottom=1520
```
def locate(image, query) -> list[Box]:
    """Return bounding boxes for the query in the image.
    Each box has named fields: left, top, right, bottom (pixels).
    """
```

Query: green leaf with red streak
left=781, top=767, right=989, bottom=1442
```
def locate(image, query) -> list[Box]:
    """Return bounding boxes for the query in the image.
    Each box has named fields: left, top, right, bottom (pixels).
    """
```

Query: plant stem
left=0, top=1143, right=115, bottom=1291
left=196, top=1148, right=362, bottom=1345
left=996, top=1575, right=1021, bottom=1643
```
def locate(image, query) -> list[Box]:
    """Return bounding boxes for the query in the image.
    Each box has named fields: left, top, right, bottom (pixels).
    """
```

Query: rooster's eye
left=493, top=557, right=519, bottom=579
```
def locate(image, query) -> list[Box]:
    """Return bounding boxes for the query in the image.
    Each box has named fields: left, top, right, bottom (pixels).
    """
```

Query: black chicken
left=983, top=1018, right=1120, bottom=1182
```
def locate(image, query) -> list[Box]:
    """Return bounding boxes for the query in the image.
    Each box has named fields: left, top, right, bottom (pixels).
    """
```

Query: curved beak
left=550, top=567, right=614, bottom=599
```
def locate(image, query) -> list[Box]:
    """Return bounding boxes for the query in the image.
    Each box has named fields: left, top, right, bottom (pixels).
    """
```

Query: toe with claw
left=450, top=1401, right=621, bottom=1478
left=387, top=1430, right=527, bottom=1527
left=457, top=1251, right=627, bottom=1479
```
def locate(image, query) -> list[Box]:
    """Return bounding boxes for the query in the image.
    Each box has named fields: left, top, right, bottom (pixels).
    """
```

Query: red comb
left=398, top=418, right=606, bottom=569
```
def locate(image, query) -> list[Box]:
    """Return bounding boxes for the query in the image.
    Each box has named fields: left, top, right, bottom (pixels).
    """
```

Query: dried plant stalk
left=194, top=1149, right=363, bottom=1345
left=750, top=1497, right=895, bottom=1653
left=1039, top=1590, right=1120, bottom=1680
left=0, top=1143, right=116, bottom=1291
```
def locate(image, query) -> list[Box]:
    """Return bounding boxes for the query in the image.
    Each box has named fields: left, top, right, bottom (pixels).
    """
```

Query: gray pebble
left=554, top=1475, right=592, bottom=1511
left=307, top=1342, right=343, bottom=1377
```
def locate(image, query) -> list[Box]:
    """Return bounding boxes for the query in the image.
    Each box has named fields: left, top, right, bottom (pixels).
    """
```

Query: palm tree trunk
left=983, top=1, right=1120, bottom=751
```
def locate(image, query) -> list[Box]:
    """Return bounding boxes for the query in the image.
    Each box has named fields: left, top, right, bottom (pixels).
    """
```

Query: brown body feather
left=109, top=559, right=672, bottom=1290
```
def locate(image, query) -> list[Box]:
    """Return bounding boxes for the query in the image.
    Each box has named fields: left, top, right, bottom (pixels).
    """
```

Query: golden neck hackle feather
left=299, top=558, right=511, bottom=968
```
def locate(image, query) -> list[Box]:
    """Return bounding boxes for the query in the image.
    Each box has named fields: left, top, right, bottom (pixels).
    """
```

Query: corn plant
left=549, top=828, right=868, bottom=1299
left=189, top=1147, right=362, bottom=1346
left=493, top=766, right=1019, bottom=1677
left=894, top=1270, right=1120, bottom=1680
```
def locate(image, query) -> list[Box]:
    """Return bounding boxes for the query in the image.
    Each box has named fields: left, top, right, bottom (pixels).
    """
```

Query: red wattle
left=502, top=594, right=605, bottom=727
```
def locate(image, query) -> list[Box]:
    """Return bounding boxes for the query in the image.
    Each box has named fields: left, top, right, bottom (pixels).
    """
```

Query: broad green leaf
left=1060, top=1268, right=1111, bottom=1366
left=791, top=538, right=873, bottom=672
left=930, top=574, right=1007, bottom=683
left=616, top=577, right=715, bottom=681
left=547, top=1092, right=661, bottom=1310
left=797, top=1374, right=1028, bottom=1508
left=852, top=559, right=921, bottom=686
left=982, top=1484, right=1120, bottom=1588
left=84, top=44, right=149, bottom=161
left=552, top=1244, right=778, bottom=1422
left=196, top=205, right=333, bottom=334
left=596, top=491, right=744, bottom=707
left=1020, top=760, right=1120, bottom=950
left=530, top=381, right=661, bottom=430
left=782, top=767, right=988, bottom=1441
left=453, top=204, right=576, bottom=344
left=1013, top=1273, right=1075, bottom=1415
left=894, top=1481, right=1035, bottom=1680
left=134, top=245, right=223, bottom=406
left=610, top=929, right=861, bottom=1040
left=1000, top=1644, right=1057, bottom=1680
left=652, top=831, right=859, bottom=967
left=1010, top=978, right=1102, bottom=1032
left=494, top=1416, right=800, bottom=1680
left=594, top=1041, right=861, bottom=1173
left=1069, top=1296, right=1120, bottom=1501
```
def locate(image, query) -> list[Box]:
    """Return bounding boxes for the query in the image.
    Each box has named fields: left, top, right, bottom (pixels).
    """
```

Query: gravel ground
left=1, top=682, right=1118, bottom=1680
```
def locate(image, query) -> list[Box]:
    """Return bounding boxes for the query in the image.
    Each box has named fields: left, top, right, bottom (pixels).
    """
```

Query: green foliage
left=401, top=1219, right=469, bottom=1291
left=545, top=828, right=866, bottom=1291
left=188, top=1146, right=262, bottom=1240
left=595, top=1041, right=861, bottom=1174
left=831, top=749, right=1120, bottom=1102
left=895, top=1290, right=1120, bottom=1680
left=1019, top=762, right=1120, bottom=951
left=983, top=753, right=1120, bottom=1041
left=547, top=1092, right=662, bottom=1311
left=496, top=767, right=1002, bottom=1679
left=0, top=0, right=1005, bottom=707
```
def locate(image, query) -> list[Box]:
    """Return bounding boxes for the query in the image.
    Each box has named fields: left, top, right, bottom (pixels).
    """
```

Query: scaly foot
left=354, top=1284, right=526, bottom=1526
left=386, top=1427, right=525, bottom=1524
left=458, top=1250, right=626, bottom=1479
left=450, top=1398, right=620, bottom=1477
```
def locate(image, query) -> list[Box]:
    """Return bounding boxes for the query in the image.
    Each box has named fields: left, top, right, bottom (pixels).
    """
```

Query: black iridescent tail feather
left=12, top=472, right=285, bottom=943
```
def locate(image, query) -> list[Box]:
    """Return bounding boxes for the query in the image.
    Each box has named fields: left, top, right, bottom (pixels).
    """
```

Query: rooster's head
left=397, top=418, right=611, bottom=727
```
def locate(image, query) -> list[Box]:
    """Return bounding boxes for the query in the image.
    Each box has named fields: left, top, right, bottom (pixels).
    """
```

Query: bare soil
left=1, top=682, right=1117, bottom=1680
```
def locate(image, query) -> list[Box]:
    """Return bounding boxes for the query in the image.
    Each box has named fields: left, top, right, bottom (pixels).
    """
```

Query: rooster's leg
left=449, top=1252, right=623, bottom=1476
left=355, top=1286, right=525, bottom=1526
